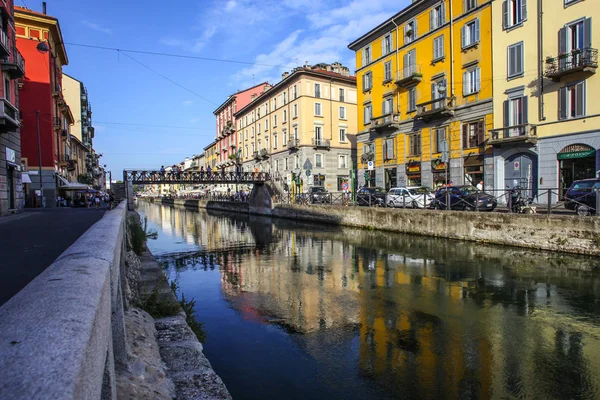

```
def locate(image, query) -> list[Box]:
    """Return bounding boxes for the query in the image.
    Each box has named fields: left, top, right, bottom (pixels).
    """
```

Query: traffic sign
left=342, top=182, right=349, bottom=191
left=367, top=161, right=374, bottom=170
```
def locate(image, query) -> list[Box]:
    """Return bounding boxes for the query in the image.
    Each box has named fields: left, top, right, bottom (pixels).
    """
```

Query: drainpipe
left=391, top=19, right=400, bottom=113
left=449, top=0, right=455, bottom=98
left=330, top=78, right=334, bottom=142
left=538, top=0, right=545, bottom=120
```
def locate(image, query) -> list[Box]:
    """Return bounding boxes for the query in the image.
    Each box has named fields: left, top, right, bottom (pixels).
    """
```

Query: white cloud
left=225, top=0, right=237, bottom=12
left=82, top=20, right=112, bottom=35
left=182, top=100, right=194, bottom=106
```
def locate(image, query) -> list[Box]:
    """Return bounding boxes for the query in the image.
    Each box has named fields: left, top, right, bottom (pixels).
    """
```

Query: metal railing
left=489, top=124, right=537, bottom=144
left=370, top=113, right=400, bottom=130
left=545, top=48, right=598, bottom=79
left=125, top=169, right=271, bottom=184
left=416, top=97, right=454, bottom=119
left=287, top=139, right=299, bottom=149
left=395, top=65, right=422, bottom=86
left=312, top=138, right=330, bottom=148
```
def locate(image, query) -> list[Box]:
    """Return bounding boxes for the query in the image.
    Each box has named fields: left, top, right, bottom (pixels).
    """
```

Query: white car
left=387, top=186, right=434, bottom=208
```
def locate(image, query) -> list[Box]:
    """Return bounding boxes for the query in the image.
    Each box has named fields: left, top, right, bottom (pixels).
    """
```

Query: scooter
left=507, top=186, right=536, bottom=214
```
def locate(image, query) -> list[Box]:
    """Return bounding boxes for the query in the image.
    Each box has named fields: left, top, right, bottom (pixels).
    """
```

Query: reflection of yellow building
left=349, top=0, right=493, bottom=190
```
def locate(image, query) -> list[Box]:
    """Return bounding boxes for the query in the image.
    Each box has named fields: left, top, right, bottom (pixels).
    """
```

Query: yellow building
left=234, top=63, right=358, bottom=192
left=349, top=0, right=493, bottom=190
left=204, top=140, right=218, bottom=170
left=490, top=0, right=599, bottom=198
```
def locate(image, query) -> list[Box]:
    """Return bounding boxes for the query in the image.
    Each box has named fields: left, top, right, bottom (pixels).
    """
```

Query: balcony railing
left=287, top=139, right=299, bottom=150
left=370, top=113, right=400, bottom=132
left=489, top=124, right=537, bottom=146
left=252, top=151, right=260, bottom=160
left=395, top=65, right=422, bottom=87
left=0, top=98, right=20, bottom=132
left=259, top=148, right=269, bottom=158
left=2, top=49, right=25, bottom=79
left=312, top=138, right=330, bottom=149
left=545, top=48, right=598, bottom=80
left=0, top=30, right=9, bottom=57
left=416, top=97, right=454, bottom=120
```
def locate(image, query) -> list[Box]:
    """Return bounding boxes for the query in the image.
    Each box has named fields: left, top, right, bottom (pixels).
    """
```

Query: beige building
left=490, top=0, right=599, bottom=197
left=234, top=63, right=358, bottom=192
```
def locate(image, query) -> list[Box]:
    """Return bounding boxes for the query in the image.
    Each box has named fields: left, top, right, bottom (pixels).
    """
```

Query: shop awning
left=56, top=174, right=89, bottom=190
left=463, top=154, right=484, bottom=167
left=21, top=173, right=32, bottom=184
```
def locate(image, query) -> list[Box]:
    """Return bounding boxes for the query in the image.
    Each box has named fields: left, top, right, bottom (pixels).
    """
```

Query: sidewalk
left=0, top=208, right=105, bottom=306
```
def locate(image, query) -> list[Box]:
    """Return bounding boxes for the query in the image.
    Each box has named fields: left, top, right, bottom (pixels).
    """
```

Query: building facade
left=15, top=6, right=69, bottom=207
left=234, top=63, right=357, bottom=192
left=349, top=0, right=493, bottom=190
left=490, top=0, right=599, bottom=198
left=0, top=0, right=25, bottom=215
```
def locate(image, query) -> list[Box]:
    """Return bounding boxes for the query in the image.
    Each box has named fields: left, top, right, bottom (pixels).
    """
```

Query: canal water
left=137, top=202, right=600, bottom=400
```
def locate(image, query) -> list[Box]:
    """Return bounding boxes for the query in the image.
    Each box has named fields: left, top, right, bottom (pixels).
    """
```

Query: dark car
left=356, top=187, right=387, bottom=207
left=564, top=178, right=600, bottom=215
left=433, top=185, right=497, bottom=211
left=308, top=186, right=331, bottom=204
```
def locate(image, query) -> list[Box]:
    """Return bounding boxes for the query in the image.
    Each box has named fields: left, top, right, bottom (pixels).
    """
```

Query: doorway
left=558, top=144, right=596, bottom=193
left=7, top=167, right=14, bottom=209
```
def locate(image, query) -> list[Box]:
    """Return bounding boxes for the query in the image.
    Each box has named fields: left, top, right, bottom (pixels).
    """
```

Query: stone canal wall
left=154, top=198, right=600, bottom=256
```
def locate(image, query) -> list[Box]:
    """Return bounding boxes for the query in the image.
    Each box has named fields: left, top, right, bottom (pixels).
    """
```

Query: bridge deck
left=124, top=170, right=270, bottom=185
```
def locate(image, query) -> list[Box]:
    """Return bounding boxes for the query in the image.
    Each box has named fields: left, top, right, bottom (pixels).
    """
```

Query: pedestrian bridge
left=123, top=170, right=271, bottom=185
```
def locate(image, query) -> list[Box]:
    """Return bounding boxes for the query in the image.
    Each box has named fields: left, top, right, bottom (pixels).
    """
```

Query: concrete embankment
left=151, top=198, right=600, bottom=256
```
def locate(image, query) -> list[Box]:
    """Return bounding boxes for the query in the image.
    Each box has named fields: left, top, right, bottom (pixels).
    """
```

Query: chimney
left=42, top=2, right=47, bottom=14
left=281, top=71, right=289, bottom=79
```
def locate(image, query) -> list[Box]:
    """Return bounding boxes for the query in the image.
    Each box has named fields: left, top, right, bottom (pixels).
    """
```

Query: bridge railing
left=124, top=170, right=271, bottom=184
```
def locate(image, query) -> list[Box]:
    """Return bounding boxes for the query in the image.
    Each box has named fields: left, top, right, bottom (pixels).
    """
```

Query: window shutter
left=517, top=43, right=523, bottom=74
left=559, top=27, right=568, bottom=70
left=521, top=0, right=527, bottom=21
left=558, top=87, right=567, bottom=120
left=463, top=71, right=468, bottom=95
left=382, top=37, right=385, bottom=56
left=414, top=19, right=418, bottom=39
left=404, top=24, right=409, bottom=45
left=461, top=25, right=466, bottom=48
left=503, top=100, right=510, bottom=127
left=477, top=120, right=485, bottom=144
left=432, top=82, right=437, bottom=102
left=502, top=0, right=508, bottom=29
left=361, top=50, right=366, bottom=67
left=475, top=18, right=480, bottom=42
left=441, top=2, right=446, bottom=24
left=522, top=96, right=528, bottom=124
left=430, top=9, right=435, bottom=31
left=462, top=124, right=468, bottom=148
left=583, top=18, right=592, bottom=49
left=403, top=52, right=408, bottom=72
left=576, top=82, right=585, bottom=117
left=475, top=67, right=481, bottom=92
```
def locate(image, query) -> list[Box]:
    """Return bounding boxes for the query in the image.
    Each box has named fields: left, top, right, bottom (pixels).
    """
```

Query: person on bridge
left=200, top=165, right=205, bottom=179
left=160, top=165, right=165, bottom=177
left=207, top=165, right=212, bottom=178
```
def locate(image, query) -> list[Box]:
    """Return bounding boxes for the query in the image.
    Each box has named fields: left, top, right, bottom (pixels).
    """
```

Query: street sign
left=342, top=182, right=349, bottom=191
left=367, top=161, right=374, bottom=171
left=306, top=169, right=311, bottom=177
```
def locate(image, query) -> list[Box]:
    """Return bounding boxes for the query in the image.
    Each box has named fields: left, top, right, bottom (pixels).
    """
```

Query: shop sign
left=557, top=149, right=595, bottom=160
left=431, top=159, right=446, bottom=171
left=406, top=162, right=420, bottom=173
left=367, top=161, right=374, bottom=170
left=5, top=147, right=16, bottom=164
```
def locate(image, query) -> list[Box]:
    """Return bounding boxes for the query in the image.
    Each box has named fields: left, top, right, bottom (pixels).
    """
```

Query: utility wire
left=118, top=51, right=218, bottom=106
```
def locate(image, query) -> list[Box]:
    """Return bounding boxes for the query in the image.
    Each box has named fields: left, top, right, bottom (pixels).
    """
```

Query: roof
left=234, top=68, right=356, bottom=117
left=15, top=6, right=69, bottom=66
left=212, top=81, right=271, bottom=115
left=203, top=140, right=217, bottom=151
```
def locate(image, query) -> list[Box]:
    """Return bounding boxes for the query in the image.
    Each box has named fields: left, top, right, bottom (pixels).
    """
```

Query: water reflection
left=137, top=202, right=600, bottom=400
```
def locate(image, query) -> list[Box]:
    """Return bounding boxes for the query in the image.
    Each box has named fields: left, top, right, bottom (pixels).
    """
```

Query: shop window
left=313, top=174, right=325, bottom=187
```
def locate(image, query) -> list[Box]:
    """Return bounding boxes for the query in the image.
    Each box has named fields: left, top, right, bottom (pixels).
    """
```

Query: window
left=314, top=126, right=323, bottom=142
left=364, top=104, right=372, bottom=124
left=274, top=115, right=278, bottom=127
left=339, top=155, right=348, bottom=169
left=293, top=126, right=298, bottom=139
left=502, top=0, right=527, bottom=29
left=339, top=106, right=346, bottom=119
left=404, top=20, right=417, bottom=44
left=245, top=145, right=248, bottom=157
left=408, top=88, right=417, bottom=112
left=315, top=102, right=322, bottom=116
left=433, top=127, right=446, bottom=153
left=464, top=0, right=477, bottom=12
left=463, top=67, right=481, bottom=95
left=559, top=81, right=586, bottom=120
left=430, top=3, right=446, bottom=31
left=384, top=138, right=395, bottom=160
left=258, top=123, right=261, bottom=134
left=315, top=83, right=321, bottom=98
left=285, top=157, right=288, bottom=170
left=245, top=129, right=248, bottom=139
left=558, top=19, right=592, bottom=71
left=251, top=142, right=255, bottom=153
left=339, top=88, right=345, bottom=102
left=384, top=61, right=392, bottom=81
left=275, top=160, right=279, bottom=171
left=362, top=72, right=372, bottom=91
left=382, top=97, right=393, bottom=115
left=339, top=128, right=347, bottom=142
left=403, top=49, right=417, bottom=77
left=315, top=153, right=323, bottom=168
left=283, top=110, right=287, bottom=122
left=503, top=96, right=528, bottom=135
left=409, top=133, right=421, bottom=156
left=364, top=142, right=375, bottom=154
left=273, top=98, right=277, bottom=109
left=4, top=78, right=9, bottom=103
left=295, top=155, right=299, bottom=169
left=432, top=78, right=447, bottom=108
left=433, top=35, right=445, bottom=60
left=382, top=34, right=392, bottom=55
left=265, top=119, right=269, bottom=130
left=293, top=85, right=297, bottom=99
left=251, top=126, right=255, bottom=137
left=462, top=120, right=486, bottom=148
left=293, top=104, right=298, bottom=118
left=461, top=18, right=480, bottom=48
left=362, top=45, right=372, bottom=66
left=507, top=42, right=524, bottom=78
left=274, top=134, right=278, bottom=148
left=257, top=108, right=260, bottom=118
left=283, top=92, right=287, bottom=105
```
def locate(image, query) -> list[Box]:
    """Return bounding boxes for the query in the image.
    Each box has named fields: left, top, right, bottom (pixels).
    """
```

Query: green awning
left=557, top=149, right=595, bottom=160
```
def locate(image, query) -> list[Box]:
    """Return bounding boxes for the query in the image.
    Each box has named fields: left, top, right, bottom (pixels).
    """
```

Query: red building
left=213, top=82, right=271, bottom=169
left=15, top=5, right=69, bottom=206
left=0, top=0, right=25, bottom=215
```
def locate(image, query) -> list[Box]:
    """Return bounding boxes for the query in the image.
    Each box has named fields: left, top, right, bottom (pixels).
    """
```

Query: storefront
left=384, top=167, right=397, bottom=190
left=313, top=174, right=326, bottom=187
left=504, top=152, right=537, bottom=193
left=405, top=161, right=421, bottom=186
left=558, top=144, right=597, bottom=192
left=463, top=154, right=484, bottom=186
left=431, top=159, right=448, bottom=188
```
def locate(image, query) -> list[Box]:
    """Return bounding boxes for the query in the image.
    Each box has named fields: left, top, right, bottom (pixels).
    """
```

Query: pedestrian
left=56, top=195, right=62, bottom=208
left=109, top=191, right=114, bottom=210
left=476, top=180, right=484, bottom=191
left=207, top=165, right=212, bottom=178
left=200, top=165, right=205, bottom=179
left=94, top=193, right=100, bottom=209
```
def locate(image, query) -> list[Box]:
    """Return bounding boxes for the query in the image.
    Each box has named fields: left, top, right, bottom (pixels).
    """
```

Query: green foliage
left=127, top=215, right=146, bottom=255
left=139, top=288, right=180, bottom=318
left=78, top=174, right=94, bottom=184
left=592, top=234, right=600, bottom=248
left=179, top=293, right=206, bottom=343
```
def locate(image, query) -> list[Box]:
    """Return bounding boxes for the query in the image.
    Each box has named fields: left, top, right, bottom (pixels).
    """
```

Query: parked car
left=432, top=185, right=497, bottom=211
left=308, top=186, right=331, bottom=204
left=356, top=187, right=387, bottom=207
left=387, top=186, right=434, bottom=208
left=564, top=178, right=600, bottom=215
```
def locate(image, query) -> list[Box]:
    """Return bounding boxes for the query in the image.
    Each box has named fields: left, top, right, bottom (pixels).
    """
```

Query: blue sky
left=29, top=0, right=406, bottom=175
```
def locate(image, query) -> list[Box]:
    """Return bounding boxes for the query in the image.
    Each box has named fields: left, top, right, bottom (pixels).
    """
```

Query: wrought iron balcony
left=312, top=138, right=330, bottom=149
left=416, top=97, right=454, bottom=120
left=0, top=98, right=20, bottom=132
left=259, top=148, right=269, bottom=158
left=360, top=152, right=375, bottom=163
left=287, top=139, right=299, bottom=150
left=0, top=30, right=9, bottom=57
left=370, top=113, right=400, bottom=132
left=252, top=151, right=260, bottom=160
left=2, top=49, right=25, bottom=79
left=545, top=48, right=598, bottom=81
left=221, top=121, right=234, bottom=136
left=58, top=154, right=71, bottom=166
left=395, top=65, right=422, bottom=88
left=489, top=124, right=537, bottom=146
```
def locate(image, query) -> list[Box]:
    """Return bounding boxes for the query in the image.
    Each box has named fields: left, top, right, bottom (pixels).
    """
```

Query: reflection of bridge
left=123, top=170, right=271, bottom=185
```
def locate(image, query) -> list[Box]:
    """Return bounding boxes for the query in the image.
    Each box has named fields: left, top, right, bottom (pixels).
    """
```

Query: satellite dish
left=36, top=42, right=50, bottom=53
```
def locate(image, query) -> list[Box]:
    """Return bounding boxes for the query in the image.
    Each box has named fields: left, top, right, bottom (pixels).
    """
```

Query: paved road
left=0, top=208, right=105, bottom=306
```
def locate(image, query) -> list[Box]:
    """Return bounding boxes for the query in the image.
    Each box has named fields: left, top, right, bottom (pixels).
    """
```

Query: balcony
left=312, top=138, right=330, bottom=149
left=0, top=98, right=20, bottom=132
left=416, top=97, right=455, bottom=120
left=395, top=65, right=422, bottom=88
left=259, top=148, right=269, bottom=159
left=253, top=151, right=260, bottom=160
left=545, top=48, right=598, bottom=81
left=370, top=113, right=400, bottom=132
left=0, top=30, right=9, bottom=57
left=58, top=154, right=71, bottom=166
left=2, top=49, right=25, bottom=79
left=489, top=124, right=537, bottom=146
left=287, top=139, right=299, bottom=150
left=360, top=152, right=375, bottom=163
left=81, top=91, right=88, bottom=104
left=52, top=84, right=61, bottom=98
left=221, top=121, right=234, bottom=136
left=54, top=117, right=61, bottom=129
